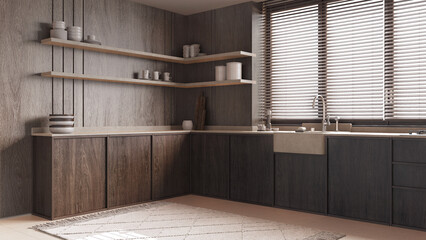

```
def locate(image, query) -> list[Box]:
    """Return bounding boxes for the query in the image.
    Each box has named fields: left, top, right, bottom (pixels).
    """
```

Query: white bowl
left=68, top=35, right=82, bottom=41
left=67, top=26, right=82, bottom=31
left=50, top=29, right=67, bottom=40
left=52, top=21, right=65, bottom=29
left=48, top=121, right=74, bottom=127
left=49, top=127, right=75, bottom=134
left=182, top=120, right=193, bottom=130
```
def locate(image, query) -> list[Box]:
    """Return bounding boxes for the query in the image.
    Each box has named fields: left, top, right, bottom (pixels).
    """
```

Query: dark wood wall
left=173, top=2, right=261, bottom=127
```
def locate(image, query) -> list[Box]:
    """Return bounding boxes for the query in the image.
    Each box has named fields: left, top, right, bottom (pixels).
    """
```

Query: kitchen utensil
left=182, top=120, right=193, bottom=130
left=226, top=62, right=242, bottom=80
left=183, top=45, right=190, bottom=58
left=153, top=71, right=160, bottom=80
left=215, top=65, right=226, bottom=81
left=163, top=72, right=171, bottom=81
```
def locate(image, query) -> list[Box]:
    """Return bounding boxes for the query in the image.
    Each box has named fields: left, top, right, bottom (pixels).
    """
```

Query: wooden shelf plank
left=41, top=38, right=256, bottom=64
left=41, top=72, right=256, bottom=88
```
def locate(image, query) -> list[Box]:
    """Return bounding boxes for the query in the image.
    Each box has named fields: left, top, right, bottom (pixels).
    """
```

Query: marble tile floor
left=0, top=195, right=425, bottom=240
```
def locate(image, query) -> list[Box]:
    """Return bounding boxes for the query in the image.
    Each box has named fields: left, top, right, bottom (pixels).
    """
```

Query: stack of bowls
left=68, top=26, right=82, bottom=41
left=50, top=21, right=67, bottom=40
left=49, top=114, right=75, bottom=134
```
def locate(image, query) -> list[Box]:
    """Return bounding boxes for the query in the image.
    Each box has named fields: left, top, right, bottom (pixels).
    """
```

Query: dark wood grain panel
left=152, top=134, right=190, bottom=200
left=0, top=0, right=52, bottom=218
left=393, top=139, right=426, bottom=163
left=107, top=136, right=151, bottom=207
left=393, top=164, right=426, bottom=189
left=191, top=134, right=229, bottom=198
left=393, top=188, right=426, bottom=229
left=52, top=138, right=106, bottom=218
left=328, top=137, right=391, bottom=223
left=52, top=0, right=64, bottom=114
left=33, top=137, right=53, bottom=218
left=275, top=153, right=327, bottom=213
left=230, top=135, right=274, bottom=206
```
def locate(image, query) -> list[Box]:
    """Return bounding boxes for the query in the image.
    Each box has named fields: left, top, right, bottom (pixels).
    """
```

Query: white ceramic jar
left=226, top=62, right=242, bottom=80
left=182, top=120, right=193, bottom=130
left=215, top=66, right=226, bottom=81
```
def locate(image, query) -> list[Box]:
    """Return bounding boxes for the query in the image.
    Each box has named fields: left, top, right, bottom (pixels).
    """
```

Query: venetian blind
left=262, top=0, right=320, bottom=120
left=386, top=0, right=426, bottom=119
left=326, top=0, right=385, bottom=119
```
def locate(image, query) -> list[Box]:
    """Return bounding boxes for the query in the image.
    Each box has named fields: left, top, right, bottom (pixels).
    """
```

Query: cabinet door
left=107, top=136, right=151, bottom=207
left=191, top=134, right=229, bottom=198
left=275, top=153, right=326, bottom=213
left=328, top=137, right=391, bottom=223
left=230, top=135, right=274, bottom=206
left=52, top=138, right=106, bottom=218
left=152, top=134, right=190, bottom=200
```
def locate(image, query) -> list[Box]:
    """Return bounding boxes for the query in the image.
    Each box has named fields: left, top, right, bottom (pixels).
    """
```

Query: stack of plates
left=49, top=114, right=75, bottom=134
left=68, top=26, right=82, bottom=41
left=50, top=21, right=67, bottom=40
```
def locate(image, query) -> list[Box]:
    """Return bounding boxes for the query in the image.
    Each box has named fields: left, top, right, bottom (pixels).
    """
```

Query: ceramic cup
left=142, top=70, right=150, bottom=79
left=182, top=120, right=193, bottom=130
left=183, top=45, right=190, bottom=58
left=153, top=71, right=160, bottom=80
left=215, top=65, right=226, bottom=81
left=163, top=72, right=171, bottom=81
left=190, top=44, right=200, bottom=57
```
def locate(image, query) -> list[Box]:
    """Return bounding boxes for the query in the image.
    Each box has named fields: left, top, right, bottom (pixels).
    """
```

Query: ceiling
left=130, top=0, right=263, bottom=15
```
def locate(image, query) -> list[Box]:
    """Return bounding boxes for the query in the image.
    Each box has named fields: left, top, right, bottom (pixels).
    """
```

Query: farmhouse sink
left=274, top=131, right=328, bottom=155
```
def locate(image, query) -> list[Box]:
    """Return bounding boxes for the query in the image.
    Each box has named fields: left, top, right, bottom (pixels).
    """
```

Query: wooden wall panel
left=83, top=0, right=174, bottom=127
left=0, top=0, right=52, bottom=217
left=52, top=0, right=64, bottom=114
left=73, top=0, right=84, bottom=126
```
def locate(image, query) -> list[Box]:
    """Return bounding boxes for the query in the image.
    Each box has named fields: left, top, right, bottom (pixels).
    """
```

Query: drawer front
left=393, top=139, right=426, bottom=163
left=393, top=188, right=426, bottom=229
left=393, top=164, right=426, bottom=189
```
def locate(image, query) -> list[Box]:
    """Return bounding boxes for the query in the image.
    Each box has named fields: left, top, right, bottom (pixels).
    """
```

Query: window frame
left=265, top=0, right=426, bottom=126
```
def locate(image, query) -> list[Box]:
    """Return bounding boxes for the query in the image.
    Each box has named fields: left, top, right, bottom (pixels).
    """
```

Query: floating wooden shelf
left=41, top=38, right=256, bottom=64
left=41, top=71, right=256, bottom=88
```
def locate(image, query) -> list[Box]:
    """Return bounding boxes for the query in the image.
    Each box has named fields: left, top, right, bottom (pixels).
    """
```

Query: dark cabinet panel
left=393, top=188, right=426, bottom=229
left=191, top=134, right=229, bottom=198
left=393, top=164, right=426, bottom=189
left=152, top=134, right=190, bottom=200
left=328, top=137, right=391, bottom=223
left=275, top=153, right=326, bottom=213
left=52, top=138, right=106, bottom=218
left=393, top=139, right=426, bottom=163
left=33, top=137, right=53, bottom=218
left=230, top=135, right=274, bottom=206
left=107, top=136, right=151, bottom=207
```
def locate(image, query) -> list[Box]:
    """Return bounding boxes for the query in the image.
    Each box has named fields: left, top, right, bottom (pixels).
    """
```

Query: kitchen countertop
left=31, top=127, right=426, bottom=138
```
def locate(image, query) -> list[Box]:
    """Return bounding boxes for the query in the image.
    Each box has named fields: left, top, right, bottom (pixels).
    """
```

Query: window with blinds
left=387, top=0, right=426, bottom=119
left=326, top=0, right=384, bottom=119
left=261, top=0, right=426, bottom=123
left=269, top=3, right=319, bottom=120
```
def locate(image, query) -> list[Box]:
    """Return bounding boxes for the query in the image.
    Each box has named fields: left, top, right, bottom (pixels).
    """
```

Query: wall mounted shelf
left=41, top=71, right=256, bottom=88
left=41, top=38, right=256, bottom=64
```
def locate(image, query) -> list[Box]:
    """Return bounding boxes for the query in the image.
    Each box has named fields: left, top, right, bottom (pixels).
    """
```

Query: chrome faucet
left=312, top=95, right=329, bottom=132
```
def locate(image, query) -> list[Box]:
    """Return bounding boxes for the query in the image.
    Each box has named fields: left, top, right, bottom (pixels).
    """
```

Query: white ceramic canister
left=183, top=45, right=190, bottom=58
left=226, top=62, right=242, bottom=80
left=182, top=120, right=193, bottom=130
left=215, top=65, right=226, bottom=81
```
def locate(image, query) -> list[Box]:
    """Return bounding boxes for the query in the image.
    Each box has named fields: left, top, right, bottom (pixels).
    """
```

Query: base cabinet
left=152, top=134, right=190, bottom=200
left=34, top=137, right=106, bottom=219
left=191, top=134, right=229, bottom=198
left=275, top=153, right=326, bottom=213
left=328, top=137, right=391, bottom=223
left=230, top=135, right=274, bottom=206
left=107, top=136, right=151, bottom=207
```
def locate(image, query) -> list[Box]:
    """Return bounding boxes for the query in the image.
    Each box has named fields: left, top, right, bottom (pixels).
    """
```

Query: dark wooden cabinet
left=230, top=135, right=274, bottom=206
left=328, top=137, right=391, bottom=223
left=393, top=188, right=426, bottom=229
left=152, top=134, right=190, bottom=200
left=275, top=153, right=326, bottom=213
left=107, top=136, right=151, bottom=207
left=191, top=134, right=229, bottom=199
left=34, top=137, right=106, bottom=219
left=393, top=139, right=426, bottom=164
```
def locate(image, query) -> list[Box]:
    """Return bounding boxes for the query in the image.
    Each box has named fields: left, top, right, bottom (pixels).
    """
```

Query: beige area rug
left=33, top=202, right=345, bottom=240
